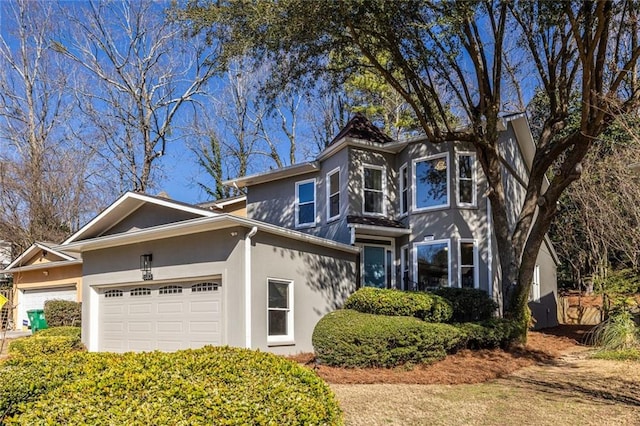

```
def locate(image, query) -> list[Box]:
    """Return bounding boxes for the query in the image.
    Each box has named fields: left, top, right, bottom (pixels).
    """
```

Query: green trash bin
left=27, top=309, right=48, bottom=333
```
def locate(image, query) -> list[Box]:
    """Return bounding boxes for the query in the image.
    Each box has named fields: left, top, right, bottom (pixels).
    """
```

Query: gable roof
left=63, top=191, right=217, bottom=245
left=329, top=113, right=393, bottom=145
left=4, top=241, right=81, bottom=273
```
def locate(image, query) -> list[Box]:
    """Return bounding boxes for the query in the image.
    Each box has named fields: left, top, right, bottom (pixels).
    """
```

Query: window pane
left=268, top=310, right=288, bottom=336
left=415, top=158, right=447, bottom=209
left=363, top=246, right=386, bottom=288
left=417, top=243, right=449, bottom=287
left=461, top=267, right=475, bottom=288
left=268, top=281, right=289, bottom=309
left=329, top=193, right=339, bottom=217
left=298, top=182, right=314, bottom=203
left=364, top=191, right=382, bottom=213
left=460, top=242, right=474, bottom=265
left=459, top=155, right=472, bottom=178
left=298, top=203, right=314, bottom=224
left=364, top=168, right=382, bottom=190
left=459, top=180, right=473, bottom=204
left=330, top=171, right=339, bottom=194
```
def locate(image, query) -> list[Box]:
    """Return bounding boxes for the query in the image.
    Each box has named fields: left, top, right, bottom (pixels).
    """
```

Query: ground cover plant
left=0, top=346, right=342, bottom=425
left=7, top=326, right=83, bottom=357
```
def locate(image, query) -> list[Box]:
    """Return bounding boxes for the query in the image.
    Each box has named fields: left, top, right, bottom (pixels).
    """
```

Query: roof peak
left=329, top=113, right=393, bottom=145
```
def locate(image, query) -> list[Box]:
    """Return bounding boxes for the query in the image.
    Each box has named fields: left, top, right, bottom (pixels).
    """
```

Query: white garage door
left=98, top=281, right=223, bottom=353
left=18, top=287, right=77, bottom=329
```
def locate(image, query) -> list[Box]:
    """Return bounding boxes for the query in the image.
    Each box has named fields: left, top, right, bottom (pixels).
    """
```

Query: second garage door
left=98, top=281, right=223, bottom=352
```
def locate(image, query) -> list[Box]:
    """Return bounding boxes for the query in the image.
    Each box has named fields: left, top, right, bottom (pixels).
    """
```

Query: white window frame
left=400, top=244, right=410, bottom=290
left=362, top=164, right=386, bottom=216
left=458, top=239, right=479, bottom=289
left=358, top=239, right=395, bottom=289
left=412, top=153, right=450, bottom=212
left=295, top=178, right=316, bottom=228
left=267, top=278, right=294, bottom=345
left=456, top=152, right=477, bottom=207
left=326, top=167, right=340, bottom=222
left=531, top=265, right=541, bottom=302
left=399, top=163, right=408, bottom=217
left=413, top=239, right=452, bottom=288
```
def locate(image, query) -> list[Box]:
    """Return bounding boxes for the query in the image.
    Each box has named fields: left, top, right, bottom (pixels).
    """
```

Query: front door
left=362, top=245, right=394, bottom=288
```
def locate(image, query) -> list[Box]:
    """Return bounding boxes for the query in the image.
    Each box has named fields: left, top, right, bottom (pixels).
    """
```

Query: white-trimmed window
left=413, top=153, right=449, bottom=211
left=326, top=168, right=340, bottom=221
left=401, top=244, right=410, bottom=290
left=458, top=239, right=479, bottom=289
left=295, top=178, right=316, bottom=227
left=414, top=239, right=450, bottom=288
left=399, top=163, right=408, bottom=216
left=531, top=265, right=541, bottom=302
left=457, top=152, right=477, bottom=207
left=268, top=279, right=294, bottom=344
left=363, top=165, right=385, bottom=215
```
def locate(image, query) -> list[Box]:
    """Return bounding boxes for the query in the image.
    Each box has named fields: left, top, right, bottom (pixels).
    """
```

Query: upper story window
left=363, top=165, right=385, bottom=215
left=295, top=178, right=316, bottom=227
left=457, top=152, right=477, bottom=207
left=326, top=168, right=340, bottom=221
left=413, top=153, right=449, bottom=211
left=459, top=240, right=478, bottom=289
left=399, top=163, right=408, bottom=216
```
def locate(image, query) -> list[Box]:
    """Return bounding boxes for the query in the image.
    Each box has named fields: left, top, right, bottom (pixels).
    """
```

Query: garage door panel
left=98, top=282, right=222, bottom=353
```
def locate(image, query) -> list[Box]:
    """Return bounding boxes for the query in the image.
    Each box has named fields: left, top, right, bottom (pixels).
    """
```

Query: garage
left=18, top=286, right=77, bottom=330
left=98, top=280, right=223, bottom=352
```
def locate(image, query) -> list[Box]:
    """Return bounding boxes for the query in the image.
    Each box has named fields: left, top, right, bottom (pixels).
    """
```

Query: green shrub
left=1, top=347, right=342, bottom=425
left=593, top=268, right=640, bottom=295
left=455, top=318, right=520, bottom=349
left=586, top=310, right=640, bottom=350
left=36, top=326, right=81, bottom=339
left=344, top=287, right=453, bottom=323
left=8, top=334, right=83, bottom=357
left=590, top=348, right=640, bottom=361
left=430, top=287, right=498, bottom=323
left=43, top=299, right=82, bottom=327
left=313, top=309, right=463, bottom=368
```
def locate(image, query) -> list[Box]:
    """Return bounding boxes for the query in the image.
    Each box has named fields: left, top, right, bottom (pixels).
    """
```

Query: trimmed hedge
left=431, top=287, right=498, bottom=323
left=312, top=309, right=463, bottom=367
left=344, top=287, right=453, bottom=323
left=0, top=347, right=342, bottom=425
left=455, top=318, right=520, bottom=349
left=36, top=326, right=81, bottom=339
left=43, top=299, right=82, bottom=327
left=8, top=333, right=83, bottom=357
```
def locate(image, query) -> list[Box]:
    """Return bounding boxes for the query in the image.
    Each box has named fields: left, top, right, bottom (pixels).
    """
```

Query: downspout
left=244, top=226, right=258, bottom=349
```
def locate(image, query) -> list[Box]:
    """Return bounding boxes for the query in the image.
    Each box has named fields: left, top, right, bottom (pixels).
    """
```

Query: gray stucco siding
left=249, top=232, right=357, bottom=354
left=105, top=203, right=204, bottom=236
left=529, top=241, right=559, bottom=329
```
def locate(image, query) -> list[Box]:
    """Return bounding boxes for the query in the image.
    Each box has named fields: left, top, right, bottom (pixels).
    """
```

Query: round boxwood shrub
left=43, top=299, right=82, bottom=327
left=1, top=347, right=342, bottom=425
left=344, top=287, right=453, bottom=323
left=455, top=318, right=520, bottom=349
left=430, top=287, right=498, bottom=322
left=312, top=309, right=463, bottom=368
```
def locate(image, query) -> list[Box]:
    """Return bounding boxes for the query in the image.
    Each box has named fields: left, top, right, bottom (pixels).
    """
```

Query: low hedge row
left=43, top=300, right=82, bottom=327
left=430, top=287, right=499, bottom=323
left=0, top=346, right=342, bottom=425
left=344, top=287, right=453, bottom=323
left=455, top=318, right=520, bottom=349
left=8, top=327, right=83, bottom=357
left=312, top=309, right=463, bottom=367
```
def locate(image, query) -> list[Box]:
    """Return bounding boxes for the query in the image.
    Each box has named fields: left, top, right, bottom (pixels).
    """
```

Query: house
left=58, top=191, right=357, bottom=354
left=23, top=113, right=556, bottom=355
left=225, top=113, right=559, bottom=328
left=4, top=242, right=82, bottom=330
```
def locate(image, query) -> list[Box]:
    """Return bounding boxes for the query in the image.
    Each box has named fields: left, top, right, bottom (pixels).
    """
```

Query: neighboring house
left=4, top=242, right=82, bottom=330
left=226, top=113, right=559, bottom=329
left=58, top=191, right=357, bottom=354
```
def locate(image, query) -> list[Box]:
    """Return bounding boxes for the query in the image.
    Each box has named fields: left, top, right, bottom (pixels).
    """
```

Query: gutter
left=245, top=226, right=258, bottom=349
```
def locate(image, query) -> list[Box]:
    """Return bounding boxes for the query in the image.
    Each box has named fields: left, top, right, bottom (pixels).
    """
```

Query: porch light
left=140, top=254, right=153, bottom=281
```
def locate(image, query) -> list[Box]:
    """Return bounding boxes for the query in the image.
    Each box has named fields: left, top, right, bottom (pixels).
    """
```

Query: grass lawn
left=332, top=353, right=640, bottom=425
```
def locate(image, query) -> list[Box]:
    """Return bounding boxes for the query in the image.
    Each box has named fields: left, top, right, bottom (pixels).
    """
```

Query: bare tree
left=54, top=0, right=217, bottom=193
left=0, top=0, right=99, bottom=251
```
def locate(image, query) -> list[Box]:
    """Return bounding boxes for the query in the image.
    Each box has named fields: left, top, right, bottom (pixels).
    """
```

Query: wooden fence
left=557, top=294, right=605, bottom=325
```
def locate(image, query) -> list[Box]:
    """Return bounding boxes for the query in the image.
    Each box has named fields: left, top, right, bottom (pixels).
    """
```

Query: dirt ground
left=291, top=325, right=595, bottom=385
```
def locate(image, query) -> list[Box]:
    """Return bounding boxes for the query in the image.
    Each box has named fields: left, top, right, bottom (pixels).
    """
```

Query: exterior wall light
left=140, top=254, right=153, bottom=281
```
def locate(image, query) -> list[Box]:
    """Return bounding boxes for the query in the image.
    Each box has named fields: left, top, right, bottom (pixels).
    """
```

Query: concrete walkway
left=1, top=330, right=31, bottom=339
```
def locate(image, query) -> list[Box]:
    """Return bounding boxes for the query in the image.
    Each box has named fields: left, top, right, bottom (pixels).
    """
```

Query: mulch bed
left=290, top=325, right=595, bottom=385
